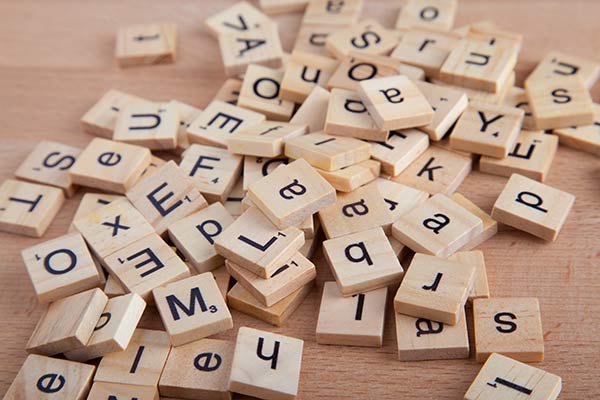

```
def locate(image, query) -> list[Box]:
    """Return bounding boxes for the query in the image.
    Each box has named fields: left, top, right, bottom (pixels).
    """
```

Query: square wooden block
left=326, top=19, right=398, bottom=60
left=226, top=252, right=316, bottom=306
left=450, top=102, right=524, bottom=158
left=69, top=138, right=151, bottom=194
left=103, top=234, right=190, bottom=302
left=94, top=328, right=171, bottom=387
left=285, top=131, right=371, bottom=171
left=370, top=129, right=430, bottom=176
left=394, top=253, right=475, bottom=325
left=228, top=121, right=307, bottom=157
left=526, top=50, right=600, bottom=89
left=0, top=179, right=64, bottom=237
left=15, top=140, right=82, bottom=197
left=318, top=183, right=393, bottom=238
left=327, top=53, right=405, bottom=91
left=464, top=353, right=561, bottom=400
left=116, top=23, right=176, bottom=67
left=325, top=88, right=389, bottom=142
left=415, top=81, right=468, bottom=140
left=293, top=24, right=343, bottom=57
left=451, top=193, right=498, bottom=250
left=248, top=158, right=336, bottom=228
left=228, top=327, right=304, bottom=400
left=238, top=64, right=295, bottom=121
left=502, top=86, right=536, bottom=130
left=214, top=207, right=305, bottom=278
left=375, top=178, right=429, bottom=220
left=289, top=86, right=331, bottom=132
left=134, top=155, right=167, bottom=185
left=187, top=100, right=266, bottom=148
left=260, top=0, right=308, bottom=14
left=70, top=194, right=124, bottom=233
left=391, top=145, right=472, bottom=194
left=26, top=288, right=108, bottom=356
left=21, top=232, right=103, bottom=303
left=280, top=51, right=338, bottom=103
left=491, top=173, right=575, bottom=241
left=87, top=382, right=159, bottom=400
left=113, top=102, right=179, bottom=150
left=395, top=0, right=457, bottom=31
left=395, top=310, right=469, bottom=361
left=448, top=250, right=490, bottom=302
left=473, top=297, right=544, bottom=363
left=153, top=273, right=233, bottom=346
left=553, top=102, right=600, bottom=156
left=159, top=338, right=234, bottom=399
left=526, top=77, right=595, bottom=130
left=126, top=160, right=207, bottom=235
left=64, top=293, right=145, bottom=362
left=243, top=155, right=289, bottom=191
left=433, top=71, right=516, bottom=105
left=168, top=100, right=203, bottom=153
left=302, top=0, right=362, bottom=26
left=316, top=159, right=380, bottom=192
left=480, top=130, right=558, bottom=182
left=358, top=75, right=434, bottom=131
left=205, top=1, right=270, bottom=37
left=392, top=193, right=483, bottom=258
left=323, top=227, right=404, bottom=296
left=316, top=282, right=387, bottom=347
left=3, top=354, right=95, bottom=400
left=179, top=143, right=243, bottom=203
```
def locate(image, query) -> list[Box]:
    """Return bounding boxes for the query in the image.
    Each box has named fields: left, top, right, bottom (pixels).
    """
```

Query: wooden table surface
left=1, top=0, right=599, bottom=398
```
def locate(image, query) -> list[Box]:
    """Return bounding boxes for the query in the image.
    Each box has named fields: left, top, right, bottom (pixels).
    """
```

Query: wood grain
left=0, top=0, right=599, bottom=398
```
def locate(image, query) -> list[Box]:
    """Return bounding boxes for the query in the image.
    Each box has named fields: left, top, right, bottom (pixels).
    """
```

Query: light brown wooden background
left=0, top=0, right=599, bottom=398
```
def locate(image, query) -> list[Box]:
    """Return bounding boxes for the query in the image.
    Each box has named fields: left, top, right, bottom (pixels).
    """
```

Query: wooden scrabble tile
left=227, top=281, right=313, bottom=326
left=243, top=156, right=288, bottom=191
left=415, top=80, right=469, bottom=140
left=153, top=273, right=233, bottom=346
left=302, top=0, right=363, bottom=26
left=316, top=282, right=387, bottom=347
left=87, top=382, right=159, bottom=400
left=465, top=353, right=561, bottom=400
left=394, top=253, right=474, bottom=325
left=15, top=140, right=82, bottom=197
left=327, top=53, right=406, bottom=91
left=26, top=288, right=108, bottom=355
left=260, top=0, right=308, bottom=14
left=491, top=173, right=575, bottom=241
left=448, top=250, right=490, bottom=302
left=218, top=23, right=283, bottom=77
left=214, top=207, right=304, bottom=278
left=358, top=75, right=434, bottom=131
left=187, top=100, right=266, bottom=148
left=392, top=193, right=483, bottom=258
left=480, top=130, right=558, bottom=182
left=238, top=65, right=295, bottom=121
left=396, top=0, right=457, bottom=31
left=525, top=77, right=595, bottom=130
left=502, top=87, right=536, bottom=130
left=179, top=144, right=243, bottom=203
left=450, top=102, right=524, bottom=158
left=3, top=354, right=95, bottom=400
left=375, top=178, right=429, bottom=220
left=289, top=86, right=330, bottom=132
left=526, top=50, right=600, bottom=89
left=395, top=310, right=469, bottom=361
left=168, top=202, right=235, bottom=274
left=228, top=327, right=303, bottom=399
left=205, top=1, right=270, bottom=37
left=103, top=234, right=190, bottom=301
left=244, top=192, right=316, bottom=238
left=319, top=184, right=393, bottom=238
left=94, top=328, right=171, bottom=387
left=293, top=24, right=343, bottom=57
left=134, top=155, right=167, bottom=186
left=285, top=132, right=371, bottom=171
left=466, top=30, right=523, bottom=55
left=433, top=71, right=515, bottom=105
left=104, top=274, right=126, bottom=297
left=125, top=160, right=207, bottom=235
left=370, top=129, right=430, bottom=176
left=69, top=138, right=151, bottom=194
left=554, top=103, right=600, bottom=156
left=324, top=88, right=388, bottom=142
left=21, top=232, right=103, bottom=303
left=224, top=176, right=245, bottom=217
left=325, top=19, right=398, bottom=60
left=74, top=197, right=154, bottom=259
left=228, top=121, right=307, bottom=157
left=213, top=80, right=242, bottom=110
left=247, top=158, right=336, bottom=228
left=323, top=227, right=403, bottom=296
left=280, top=51, right=338, bottom=103
left=439, top=38, right=517, bottom=92
left=0, top=179, right=64, bottom=237
left=391, top=29, right=461, bottom=79
left=64, top=293, right=146, bottom=361
left=473, top=297, right=544, bottom=362
left=451, top=193, right=498, bottom=250
left=116, top=23, right=176, bottom=67
left=316, top=159, right=380, bottom=192
left=226, top=253, right=316, bottom=306
left=159, top=338, right=234, bottom=399
left=113, top=102, right=179, bottom=150
left=391, top=145, right=472, bottom=194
